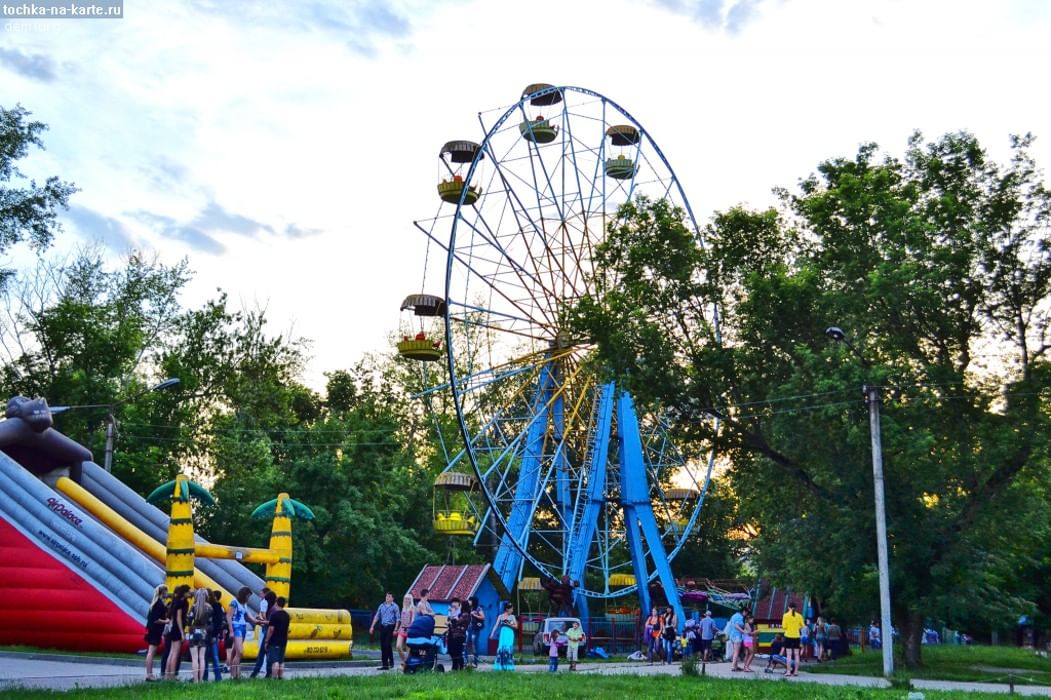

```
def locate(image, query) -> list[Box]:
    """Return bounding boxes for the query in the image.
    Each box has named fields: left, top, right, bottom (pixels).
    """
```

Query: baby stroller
left=404, top=614, right=446, bottom=674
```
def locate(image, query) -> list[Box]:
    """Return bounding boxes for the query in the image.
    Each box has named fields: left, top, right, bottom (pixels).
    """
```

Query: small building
left=406, top=563, right=508, bottom=647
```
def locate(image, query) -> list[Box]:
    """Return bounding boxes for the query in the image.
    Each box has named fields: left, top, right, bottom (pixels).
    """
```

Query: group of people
left=369, top=589, right=486, bottom=672
left=643, top=606, right=680, bottom=663
left=144, top=583, right=290, bottom=682
left=811, top=615, right=846, bottom=661
left=723, top=603, right=850, bottom=675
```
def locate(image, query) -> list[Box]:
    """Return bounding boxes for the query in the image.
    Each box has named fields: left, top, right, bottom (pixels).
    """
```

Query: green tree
left=571, top=132, right=1051, bottom=667
left=0, top=250, right=191, bottom=492
left=0, top=105, right=76, bottom=286
left=670, top=480, right=748, bottom=583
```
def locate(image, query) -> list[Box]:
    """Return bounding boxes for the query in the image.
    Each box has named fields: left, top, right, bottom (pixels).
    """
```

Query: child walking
left=548, top=627, right=562, bottom=672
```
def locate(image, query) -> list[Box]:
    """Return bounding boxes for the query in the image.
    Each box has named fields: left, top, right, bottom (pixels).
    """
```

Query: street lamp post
left=53, top=377, right=180, bottom=473
left=825, top=327, right=894, bottom=676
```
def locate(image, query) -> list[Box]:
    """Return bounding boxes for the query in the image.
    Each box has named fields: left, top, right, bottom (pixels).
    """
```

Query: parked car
left=532, top=616, right=585, bottom=656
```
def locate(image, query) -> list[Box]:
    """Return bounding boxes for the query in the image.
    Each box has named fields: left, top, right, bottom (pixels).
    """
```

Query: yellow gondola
left=397, top=293, right=446, bottom=361
left=433, top=472, right=479, bottom=535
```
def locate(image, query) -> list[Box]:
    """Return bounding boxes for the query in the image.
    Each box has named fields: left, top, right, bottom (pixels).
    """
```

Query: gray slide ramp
left=0, top=452, right=160, bottom=623
left=80, top=462, right=264, bottom=610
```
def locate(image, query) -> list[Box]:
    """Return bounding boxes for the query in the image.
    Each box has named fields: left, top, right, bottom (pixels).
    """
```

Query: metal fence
left=350, top=608, right=373, bottom=647
left=352, top=608, right=644, bottom=657
left=516, top=613, right=641, bottom=656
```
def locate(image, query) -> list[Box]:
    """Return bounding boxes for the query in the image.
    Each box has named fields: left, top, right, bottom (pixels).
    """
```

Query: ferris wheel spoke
left=416, top=222, right=552, bottom=336
left=483, top=157, right=582, bottom=324
left=453, top=212, right=560, bottom=331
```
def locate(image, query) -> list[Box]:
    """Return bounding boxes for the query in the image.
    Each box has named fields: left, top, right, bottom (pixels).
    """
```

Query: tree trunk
left=902, top=609, right=924, bottom=669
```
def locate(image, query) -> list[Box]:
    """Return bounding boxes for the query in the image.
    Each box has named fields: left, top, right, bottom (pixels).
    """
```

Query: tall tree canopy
left=0, top=105, right=75, bottom=286
left=572, top=132, right=1051, bottom=666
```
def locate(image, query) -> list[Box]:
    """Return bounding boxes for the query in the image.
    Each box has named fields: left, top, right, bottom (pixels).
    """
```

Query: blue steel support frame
left=617, top=392, right=686, bottom=630
left=492, top=363, right=555, bottom=592
left=622, top=505, right=652, bottom=617
left=553, top=388, right=570, bottom=543
left=565, top=382, right=616, bottom=628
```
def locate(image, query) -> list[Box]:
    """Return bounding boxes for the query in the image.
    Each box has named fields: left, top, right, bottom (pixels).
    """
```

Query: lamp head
left=150, top=377, right=180, bottom=392
left=825, top=326, right=847, bottom=343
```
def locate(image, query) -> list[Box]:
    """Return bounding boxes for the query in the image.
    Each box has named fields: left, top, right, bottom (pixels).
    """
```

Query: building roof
left=753, top=585, right=806, bottom=622
left=406, top=564, right=508, bottom=602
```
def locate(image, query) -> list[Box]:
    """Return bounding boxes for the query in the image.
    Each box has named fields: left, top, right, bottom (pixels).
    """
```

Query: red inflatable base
left=0, top=517, right=146, bottom=652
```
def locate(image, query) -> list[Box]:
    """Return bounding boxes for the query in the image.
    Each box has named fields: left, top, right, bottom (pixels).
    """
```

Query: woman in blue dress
left=492, top=603, right=517, bottom=671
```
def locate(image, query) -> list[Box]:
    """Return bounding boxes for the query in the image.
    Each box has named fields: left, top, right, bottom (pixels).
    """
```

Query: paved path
left=1, top=653, right=1050, bottom=696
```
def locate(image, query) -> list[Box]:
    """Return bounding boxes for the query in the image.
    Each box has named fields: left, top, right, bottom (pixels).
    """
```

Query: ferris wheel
left=405, top=84, right=719, bottom=626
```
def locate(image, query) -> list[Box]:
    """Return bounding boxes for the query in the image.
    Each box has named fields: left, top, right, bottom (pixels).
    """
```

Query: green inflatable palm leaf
left=251, top=497, right=316, bottom=521
left=146, top=479, right=215, bottom=506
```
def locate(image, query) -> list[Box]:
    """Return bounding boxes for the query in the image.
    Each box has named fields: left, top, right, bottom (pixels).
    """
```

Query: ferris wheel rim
left=441, top=85, right=720, bottom=597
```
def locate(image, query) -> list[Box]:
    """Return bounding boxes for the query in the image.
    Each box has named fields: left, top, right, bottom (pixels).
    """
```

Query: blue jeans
left=204, top=638, right=222, bottom=681
left=466, top=626, right=481, bottom=663
left=663, top=638, right=674, bottom=662
left=250, top=628, right=269, bottom=677
left=548, top=656, right=558, bottom=672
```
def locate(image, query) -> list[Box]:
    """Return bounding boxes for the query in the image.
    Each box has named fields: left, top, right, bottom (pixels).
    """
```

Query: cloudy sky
left=2, top=0, right=1049, bottom=388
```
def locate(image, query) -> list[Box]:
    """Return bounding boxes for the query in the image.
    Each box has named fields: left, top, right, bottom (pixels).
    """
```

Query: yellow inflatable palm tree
left=146, top=474, right=214, bottom=591
left=250, top=493, right=314, bottom=601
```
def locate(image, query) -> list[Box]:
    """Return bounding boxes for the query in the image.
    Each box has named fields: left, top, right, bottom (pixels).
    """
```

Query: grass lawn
left=0, top=670, right=1023, bottom=700
left=808, top=644, right=1051, bottom=685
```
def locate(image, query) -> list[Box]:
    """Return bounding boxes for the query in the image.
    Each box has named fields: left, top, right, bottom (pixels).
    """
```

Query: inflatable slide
left=0, top=399, right=351, bottom=657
